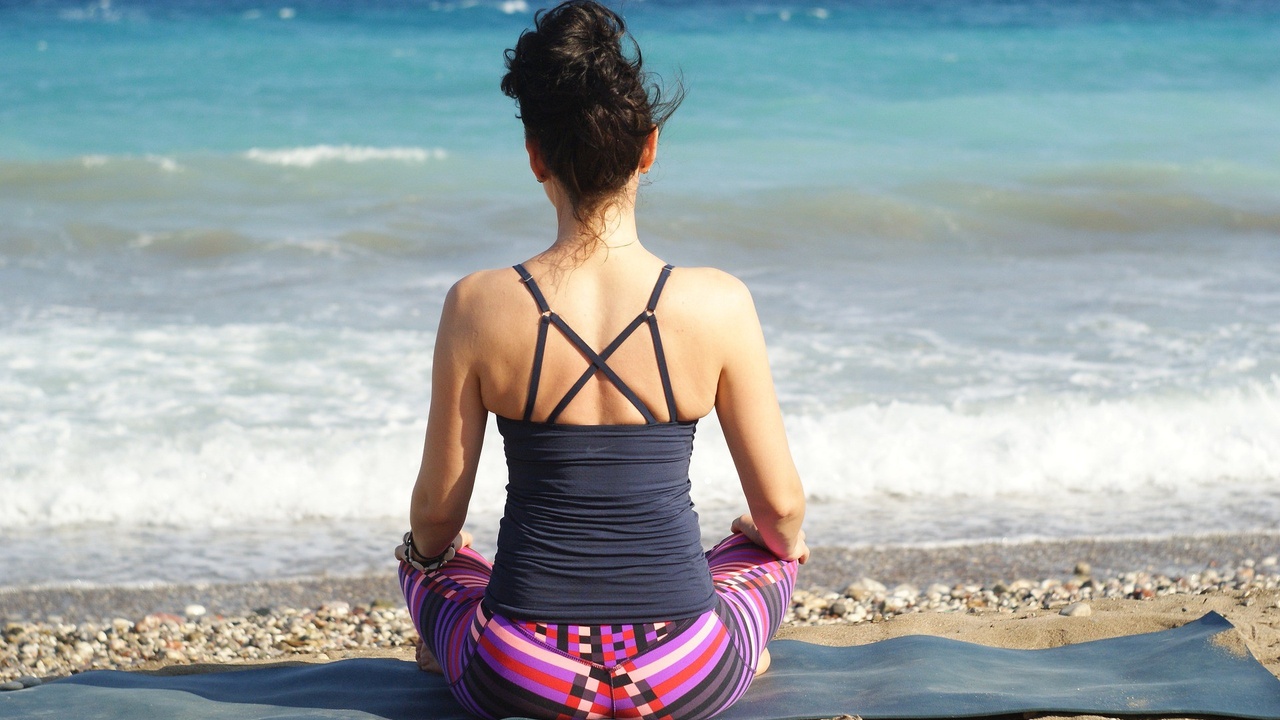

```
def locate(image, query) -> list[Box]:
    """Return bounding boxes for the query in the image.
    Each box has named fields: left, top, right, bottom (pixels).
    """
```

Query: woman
left=397, top=2, right=808, bottom=718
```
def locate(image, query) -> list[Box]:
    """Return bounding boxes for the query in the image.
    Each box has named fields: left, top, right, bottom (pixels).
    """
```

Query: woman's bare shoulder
left=667, top=266, right=758, bottom=322
left=448, top=266, right=521, bottom=296
left=442, top=266, right=527, bottom=319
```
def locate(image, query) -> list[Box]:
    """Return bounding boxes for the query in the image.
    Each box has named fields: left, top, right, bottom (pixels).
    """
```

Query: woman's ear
left=639, top=127, right=659, bottom=174
left=526, top=138, right=549, bottom=183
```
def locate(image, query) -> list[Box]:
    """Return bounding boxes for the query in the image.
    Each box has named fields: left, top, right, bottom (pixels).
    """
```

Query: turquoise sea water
left=2, top=0, right=1279, bottom=588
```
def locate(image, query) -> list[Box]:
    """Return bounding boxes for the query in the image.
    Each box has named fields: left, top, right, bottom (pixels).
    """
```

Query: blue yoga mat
left=3, top=612, right=1278, bottom=720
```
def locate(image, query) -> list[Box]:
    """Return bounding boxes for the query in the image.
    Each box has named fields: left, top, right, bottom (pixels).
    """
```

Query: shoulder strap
left=513, top=263, right=550, bottom=313
left=645, top=265, right=678, bottom=422
left=646, top=264, right=674, bottom=313
left=513, top=264, right=551, bottom=422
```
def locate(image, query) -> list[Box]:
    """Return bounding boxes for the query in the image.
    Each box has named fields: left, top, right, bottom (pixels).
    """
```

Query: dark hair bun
left=501, top=0, right=682, bottom=219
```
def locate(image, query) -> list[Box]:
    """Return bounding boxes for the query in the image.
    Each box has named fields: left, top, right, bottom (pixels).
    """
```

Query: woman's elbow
left=410, top=505, right=463, bottom=532
left=759, top=494, right=806, bottom=527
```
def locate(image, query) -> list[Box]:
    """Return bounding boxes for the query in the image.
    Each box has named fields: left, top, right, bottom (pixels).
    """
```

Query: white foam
left=59, top=0, right=124, bottom=22
left=145, top=155, right=182, bottom=172
left=72, top=154, right=180, bottom=172
left=682, top=384, right=1280, bottom=515
left=3, top=315, right=1278, bottom=535
left=0, top=418, right=510, bottom=530
left=500, top=0, right=528, bottom=14
left=0, top=319, right=510, bottom=530
left=242, top=145, right=447, bottom=167
left=790, top=387, right=1280, bottom=498
left=3, top=318, right=1279, bottom=588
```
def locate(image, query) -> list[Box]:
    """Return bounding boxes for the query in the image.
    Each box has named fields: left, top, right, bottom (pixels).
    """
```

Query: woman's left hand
left=730, top=514, right=767, bottom=548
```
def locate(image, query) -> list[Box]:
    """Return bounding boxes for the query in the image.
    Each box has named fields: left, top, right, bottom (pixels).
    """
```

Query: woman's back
left=467, top=251, right=721, bottom=621
left=450, top=251, right=751, bottom=427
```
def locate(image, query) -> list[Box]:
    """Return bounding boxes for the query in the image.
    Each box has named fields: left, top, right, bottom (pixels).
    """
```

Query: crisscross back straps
left=545, top=312, right=649, bottom=424
left=544, top=316, right=658, bottom=424
left=514, top=264, right=551, bottom=422
left=511, top=263, right=678, bottom=424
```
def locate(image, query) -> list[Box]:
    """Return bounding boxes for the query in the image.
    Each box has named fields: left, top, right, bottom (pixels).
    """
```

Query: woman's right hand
left=731, top=513, right=809, bottom=564
left=396, top=530, right=474, bottom=567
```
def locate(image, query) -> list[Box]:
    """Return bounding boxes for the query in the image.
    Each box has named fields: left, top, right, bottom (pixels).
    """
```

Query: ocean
left=2, top=0, right=1279, bottom=591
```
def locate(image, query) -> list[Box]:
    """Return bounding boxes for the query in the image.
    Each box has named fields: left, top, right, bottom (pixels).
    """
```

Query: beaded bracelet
left=396, top=531, right=458, bottom=573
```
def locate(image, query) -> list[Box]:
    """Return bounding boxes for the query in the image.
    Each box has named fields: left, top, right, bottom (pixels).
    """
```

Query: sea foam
left=242, top=145, right=447, bottom=168
left=3, top=311, right=1278, bottom=532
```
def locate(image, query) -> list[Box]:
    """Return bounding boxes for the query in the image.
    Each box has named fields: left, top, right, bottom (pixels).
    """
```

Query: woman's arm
left=407, top=278, right=488, bottom=558
left=711, top=274, right=809, bottom=563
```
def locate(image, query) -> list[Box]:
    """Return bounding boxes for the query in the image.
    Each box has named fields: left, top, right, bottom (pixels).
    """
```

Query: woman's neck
left=546, top=193, right=643, bottom=266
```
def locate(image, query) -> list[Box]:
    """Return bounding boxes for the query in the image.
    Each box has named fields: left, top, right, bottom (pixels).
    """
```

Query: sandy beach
left=4, top=532, right=1277, bottom=717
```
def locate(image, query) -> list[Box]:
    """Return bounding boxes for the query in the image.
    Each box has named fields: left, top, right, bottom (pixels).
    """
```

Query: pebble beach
left=4, top=533, right=1278, bottom=692
left=6, top=3, right=1280, bottom=716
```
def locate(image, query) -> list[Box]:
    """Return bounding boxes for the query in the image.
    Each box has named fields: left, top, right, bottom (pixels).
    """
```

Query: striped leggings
left=399, top=534, right=797, bottom=720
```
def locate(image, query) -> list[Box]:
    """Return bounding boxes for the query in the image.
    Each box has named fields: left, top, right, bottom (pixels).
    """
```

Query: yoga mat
left=721, top=611, right=1280, bottom=720
left=3, top=612, right=1278, bottom=720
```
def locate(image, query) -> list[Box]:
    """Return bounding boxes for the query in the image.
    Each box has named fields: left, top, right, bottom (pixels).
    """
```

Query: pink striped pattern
left=399, top=534, right=797, bottom=719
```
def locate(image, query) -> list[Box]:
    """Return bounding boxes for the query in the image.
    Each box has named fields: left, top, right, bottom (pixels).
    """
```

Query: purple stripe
left=399, top=536, right=798, bottom=719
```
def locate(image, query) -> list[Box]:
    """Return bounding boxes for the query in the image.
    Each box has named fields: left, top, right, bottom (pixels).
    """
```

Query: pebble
left=184, top=604, right=207, bottom=618
left=1060, top=602, right=1092, bottom=617
left=842, top=578, right=885, bottom=601
left=1, top=680, right=25, bottom=691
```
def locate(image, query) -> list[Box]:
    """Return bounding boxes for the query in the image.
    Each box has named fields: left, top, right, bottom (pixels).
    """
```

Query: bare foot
left=755, top=647, right=771, bottom=675
left=414, top=637, right=443, bottom=674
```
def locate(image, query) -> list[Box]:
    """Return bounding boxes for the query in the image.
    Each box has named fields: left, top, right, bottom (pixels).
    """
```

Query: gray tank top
left=483, top=264, right=716, bottom=623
